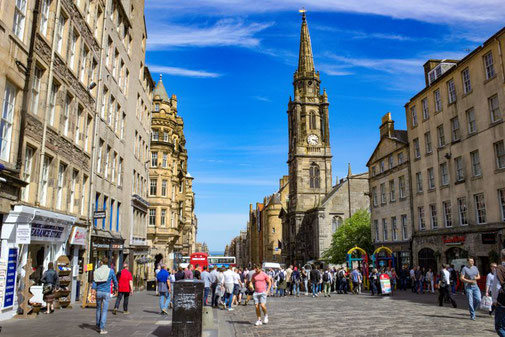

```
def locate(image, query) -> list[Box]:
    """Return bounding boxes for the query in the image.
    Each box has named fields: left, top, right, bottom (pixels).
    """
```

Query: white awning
left=2, top=205, right=76, bottom=244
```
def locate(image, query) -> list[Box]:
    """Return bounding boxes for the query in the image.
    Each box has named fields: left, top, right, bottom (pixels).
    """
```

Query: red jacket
left=118, top=269, right=133, bottom=293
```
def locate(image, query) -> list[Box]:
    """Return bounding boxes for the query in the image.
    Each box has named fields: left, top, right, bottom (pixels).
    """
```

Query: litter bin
left=147, top=280, right=156, bottom=291
left=172, top=280, right=204, bottom=337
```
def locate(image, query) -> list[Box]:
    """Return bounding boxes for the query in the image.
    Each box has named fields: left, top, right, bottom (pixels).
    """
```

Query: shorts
left=225, top=283, right=234, bottom=294
left=253, top=292, right=267, bottom=305
left=233, top=284, right=240, bottom=295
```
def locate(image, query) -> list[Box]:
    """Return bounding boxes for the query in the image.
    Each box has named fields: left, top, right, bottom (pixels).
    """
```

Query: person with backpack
left=301, top=268, right=309, bottom=295
left=291, top=267, right=301, bottom=297
left=41, top=262, right=59, bottom=314
left=310, top=266, right=321, bottom=297
left=92, top=257, right=118, bottom=335
left=491, top=249, right=505, bottom=336
left=113, top=263, right=133, bottom=315
left=276, top=268, right=286, bottom=297
left=322, top=268, right=332, bottom=297
left=438, top=264, right=457, bottom=308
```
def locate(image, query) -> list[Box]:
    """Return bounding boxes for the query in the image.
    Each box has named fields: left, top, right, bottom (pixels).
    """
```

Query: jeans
left=203, top=287, right=210, bottom=306
left=318, top=283, right=322, bottom=293
left=339, top=279, right=348, bottom=293
left=159, top=291, right=170, bottom=312
left=292, top=282, right=300, bottom=296
left=303, top=280, right=308, bottom=293
left=495, top=305, right=505, bottom=337
left=371, top=281, right=378, bottom=295
left=211, top=284, right=217, bottom=307
left=323, top=282, right=331, bottom=295
left=312, top=283, right=318, bottom=296
left=399, top=278, right=407, bottom=290
left=114, top=292, right=129, bottom=311
left=465, top=284, right=481, bottom=318
left=416, top=280, right=423, bottom=293
left=96, top=291, right=110, bottom=330
left=225, top=292, right=233, bottom=308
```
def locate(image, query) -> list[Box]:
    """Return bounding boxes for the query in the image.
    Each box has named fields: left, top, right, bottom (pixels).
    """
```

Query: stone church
left=280, top=13, right=369, bottom=266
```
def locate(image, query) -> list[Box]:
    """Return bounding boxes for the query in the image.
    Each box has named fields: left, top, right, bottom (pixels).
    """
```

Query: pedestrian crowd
left=70, top=250, right=505, bottom=336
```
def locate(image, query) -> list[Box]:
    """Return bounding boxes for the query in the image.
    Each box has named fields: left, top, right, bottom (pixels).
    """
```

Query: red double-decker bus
left=190, top=252, right=209, bottom=268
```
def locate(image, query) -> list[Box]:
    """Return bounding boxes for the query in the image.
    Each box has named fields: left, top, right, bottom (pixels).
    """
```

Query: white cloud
left=253, top=96, right=272, bottom=102
left=146, top=19, right=273, bottom=50
left=148, top=65, right=221, bottom=78
left=147, top=0, right=505, bottom=25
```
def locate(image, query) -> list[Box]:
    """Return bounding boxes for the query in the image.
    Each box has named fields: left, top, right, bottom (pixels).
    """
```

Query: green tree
left=322, top=209, right=373, bottom=264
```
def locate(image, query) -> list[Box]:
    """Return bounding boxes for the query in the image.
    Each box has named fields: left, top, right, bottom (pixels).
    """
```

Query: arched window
left=309, top=112, right=316, bottom=129
left=332, top=216, right=343, bottom=233
left=309, top=163, right=320, bottom=188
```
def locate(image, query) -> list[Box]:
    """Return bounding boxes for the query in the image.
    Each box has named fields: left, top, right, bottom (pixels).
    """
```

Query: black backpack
left=496, top=266, right=505, bottom=306
left=323, top=272, right=329, bottom=282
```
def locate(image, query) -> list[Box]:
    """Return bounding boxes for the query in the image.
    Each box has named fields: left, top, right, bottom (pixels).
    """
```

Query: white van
left=262, top=262, right=281, bottom=270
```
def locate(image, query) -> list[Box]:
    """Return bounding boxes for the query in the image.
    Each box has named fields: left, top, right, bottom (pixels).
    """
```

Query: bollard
left=172, top=280, right=204, bottom=337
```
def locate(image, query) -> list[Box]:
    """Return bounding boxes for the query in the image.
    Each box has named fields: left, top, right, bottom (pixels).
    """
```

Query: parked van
left=262, top=262, right=281, bottom=270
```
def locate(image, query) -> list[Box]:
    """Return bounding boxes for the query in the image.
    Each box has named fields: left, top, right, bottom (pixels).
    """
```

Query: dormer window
left=155, top=103, right=159, bottom=112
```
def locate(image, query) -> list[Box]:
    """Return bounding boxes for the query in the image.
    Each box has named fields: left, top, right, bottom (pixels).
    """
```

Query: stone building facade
left=147, top=76, right=196, bottom=270
left=89, top=0, right=154, bottom=289
left=367, top=113, right=413, bottom=268
left=406, top=27, right=505, bottom=275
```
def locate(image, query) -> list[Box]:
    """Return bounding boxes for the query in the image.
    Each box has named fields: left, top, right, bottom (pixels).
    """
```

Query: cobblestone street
left=0, top=290, right=498, bottom=336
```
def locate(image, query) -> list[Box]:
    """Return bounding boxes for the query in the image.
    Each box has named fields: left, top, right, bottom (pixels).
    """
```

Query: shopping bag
left=480, top=295, right=492, bottom=311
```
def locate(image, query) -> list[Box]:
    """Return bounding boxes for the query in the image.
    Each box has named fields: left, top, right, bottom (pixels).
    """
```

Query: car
left=262, top=262, right=281, bottom=270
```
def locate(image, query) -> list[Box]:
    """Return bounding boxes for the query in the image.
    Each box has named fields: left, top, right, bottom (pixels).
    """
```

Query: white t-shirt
left=441, top=269, right=450, bottom=285
left=233, top=272, right=241, bottom=284
left=487, top=272, right=495, bottom=289
left=223, top=269, right=235, bottom=284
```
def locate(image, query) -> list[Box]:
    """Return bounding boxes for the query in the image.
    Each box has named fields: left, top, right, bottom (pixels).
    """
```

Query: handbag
left=43, top=283, right=53, bottom=295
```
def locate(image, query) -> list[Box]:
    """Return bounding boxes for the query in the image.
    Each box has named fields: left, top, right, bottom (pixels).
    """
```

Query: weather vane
left=299, top=7, right=307, bottom=21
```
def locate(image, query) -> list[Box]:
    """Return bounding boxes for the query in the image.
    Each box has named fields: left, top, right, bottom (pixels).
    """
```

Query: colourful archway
left=346, top=246, right=369, bottom=289
left=372, top=246, right=395, bottom=270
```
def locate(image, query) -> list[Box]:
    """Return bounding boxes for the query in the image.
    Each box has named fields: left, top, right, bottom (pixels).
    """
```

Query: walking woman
left=41, top=262, right=59, bottom=314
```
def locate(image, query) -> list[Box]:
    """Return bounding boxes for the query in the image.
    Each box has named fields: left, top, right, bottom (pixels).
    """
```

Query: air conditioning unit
left=428, top=62, right=457, bottom=86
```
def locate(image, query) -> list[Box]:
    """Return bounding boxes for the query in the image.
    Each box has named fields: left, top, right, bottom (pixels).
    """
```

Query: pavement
left=0, top=289, right=498, bottom=337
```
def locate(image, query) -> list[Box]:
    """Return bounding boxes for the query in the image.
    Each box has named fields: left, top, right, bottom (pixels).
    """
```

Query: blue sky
left=144, top=1, right=505, bottom=252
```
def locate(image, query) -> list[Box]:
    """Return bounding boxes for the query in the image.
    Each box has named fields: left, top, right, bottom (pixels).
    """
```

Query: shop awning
left=2, top=205, right=76, bottom=244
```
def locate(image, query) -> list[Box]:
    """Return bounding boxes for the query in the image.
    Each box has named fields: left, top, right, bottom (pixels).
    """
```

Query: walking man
left=113, top=263, right=133, bottom=315
left=310, top=266, right=320, bottom=297
left=351, top=268, right=360, bottom=294
left=209, top=265, right=219, bottom=307
left=460, top=257, right=481, bottom=320
left=201, top=266, right=211, bottom=306
left=92, top=257, right=118, bottom=335
left=438, top=264, right=457, bottom=308
left=223, top=266, right=235, bottom=311
left=491, top=249, right=505, bottom=336
left=156, top=264, right=171, bottom=315
left=252, top=265, right=272, bottom=326
left=322, top=269, right=332, bottom=297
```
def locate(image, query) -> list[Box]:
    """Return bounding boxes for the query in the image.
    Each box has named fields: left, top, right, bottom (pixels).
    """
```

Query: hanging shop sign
left=69, top=227, right=87, bottom=246
left=93, top=210, right=106, bottom=219
left=442, top=235, right=465, bottom=246
left=4, top=248, right=18, bottom=309
left=16, top=224, right=31, bottom=244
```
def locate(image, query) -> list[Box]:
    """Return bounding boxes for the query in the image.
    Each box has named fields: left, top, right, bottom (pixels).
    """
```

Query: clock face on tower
left=307, top=134, right=319, bottom=145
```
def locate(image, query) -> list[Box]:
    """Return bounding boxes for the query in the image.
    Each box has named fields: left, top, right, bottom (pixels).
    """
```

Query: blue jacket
left=92, top=268, right=118, bottom=293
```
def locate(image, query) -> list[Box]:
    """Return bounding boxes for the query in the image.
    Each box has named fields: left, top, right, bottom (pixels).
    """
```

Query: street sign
left=93, top=210, right=106, bottom=219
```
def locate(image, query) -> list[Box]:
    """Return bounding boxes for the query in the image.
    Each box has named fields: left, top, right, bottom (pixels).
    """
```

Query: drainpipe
left=16, top=0, right=41, bottom=175
left=35, top=0, right=61, bottom=204
left=496, top=37, right=505, bottom=84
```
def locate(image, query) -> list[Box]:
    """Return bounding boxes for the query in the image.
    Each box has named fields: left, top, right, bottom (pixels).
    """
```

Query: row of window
left=149, top=178, right=184, bottom=197
left=134, top=130, right=148, bottom=164
left=371, top=151, right=406, bottom=177
left=97, top=139, right=123, bottom=186
left=152, top=129, right=179, bottom=145
left=372, top=176, right=407, bottom=207
left=411, top=51, right=497, bottom=128
left=100, top=87, right=126, bottom=139
left=417, top=189, right=505, bottom=230
left=94, top=192, right=122, bottom=232
left=105, top=36, right=129, bottom=94
left=414, top=143, right=505, bottom=193
left=412, top=96, right=501, bottom=161
left=373, top=214, right=409, bottom=242
left=149, top=207, right=183, bottom=228
left=21, top=148, right=89, bottom=215
left=132, top=169, right=147, bottom=198
left=137, top=93, right=150, bottom=133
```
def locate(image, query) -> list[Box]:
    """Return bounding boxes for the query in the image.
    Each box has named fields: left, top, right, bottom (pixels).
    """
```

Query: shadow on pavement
left=225, top=320, right=252, bottom=325
left=151, top=325, right=171, bottom=337
left=78, top=323, right=98, bottom=331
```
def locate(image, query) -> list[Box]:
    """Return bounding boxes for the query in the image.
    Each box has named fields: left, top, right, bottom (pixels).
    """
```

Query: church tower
left=286, top=12, right=332, bottom=263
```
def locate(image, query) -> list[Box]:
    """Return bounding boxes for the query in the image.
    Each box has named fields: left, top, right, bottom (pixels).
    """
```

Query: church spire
left=297, top=10, right=315, bottom=74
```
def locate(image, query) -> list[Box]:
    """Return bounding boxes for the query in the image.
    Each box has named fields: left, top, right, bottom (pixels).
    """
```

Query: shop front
left=67, top=225, right=87, bottom=304
left=413, top=229, right=504, bottom=277
left=90, top=230, right=124, bottom=272
left=0, top=205, right=75, bottom=320
left=374, top=241, right=412, bottom=269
